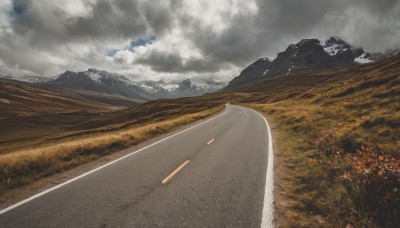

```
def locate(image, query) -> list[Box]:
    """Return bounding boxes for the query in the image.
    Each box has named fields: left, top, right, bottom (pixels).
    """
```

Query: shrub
left=339, top=134, right=363, bottom=153
left=308, top=133, right=400, bottom=226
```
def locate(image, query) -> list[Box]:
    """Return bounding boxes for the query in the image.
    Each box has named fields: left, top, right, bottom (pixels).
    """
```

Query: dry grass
left=228, top=54, right=400, bottom=227
left=1, top=53, right=399, bottom=226
left=0, top=105, right=223, bottom=201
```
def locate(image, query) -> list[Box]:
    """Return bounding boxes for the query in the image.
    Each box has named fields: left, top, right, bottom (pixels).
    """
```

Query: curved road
left=0, top=104, right=274, bottom=228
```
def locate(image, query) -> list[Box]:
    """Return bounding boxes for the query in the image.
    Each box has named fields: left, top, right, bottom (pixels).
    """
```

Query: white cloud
left=49, top=0, right=96, bottom=25
left=114, top=50, right=134, bottom=65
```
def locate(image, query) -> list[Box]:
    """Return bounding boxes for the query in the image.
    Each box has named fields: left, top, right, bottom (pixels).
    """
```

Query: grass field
left=0, top=90, right=225, bottom=202
left=228, top=54, right=400, bottom=227
left=1, top=54, right=399, bottom=226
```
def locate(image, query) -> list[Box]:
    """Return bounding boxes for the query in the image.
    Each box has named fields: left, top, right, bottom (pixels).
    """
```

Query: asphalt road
left=0, top=104, right=274, bottom=228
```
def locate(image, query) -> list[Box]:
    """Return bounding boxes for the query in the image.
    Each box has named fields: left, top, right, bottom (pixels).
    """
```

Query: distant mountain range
left=1, top=69, right=226, bottom=101
left=2, top=37, right=398, bottom=97
left=226, top=37, right=399, bottom=88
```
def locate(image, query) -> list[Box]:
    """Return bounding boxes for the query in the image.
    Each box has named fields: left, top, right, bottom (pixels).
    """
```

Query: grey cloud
left=254, top=0, right=400, bottom=54
left=137, top=50, right=224, bottom=73
left=136, top=51, right=182, bottom=72
left=0, top=0, right=178, bottom=76
left=176, top=5, right=261, bottom=67
left=10, top=0, right=175, bottom=47
left=0, top=0, right=400, bottom=81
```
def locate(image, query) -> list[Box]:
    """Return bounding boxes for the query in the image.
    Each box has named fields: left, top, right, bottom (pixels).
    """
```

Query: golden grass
left=1, top=54, right=399, bottom=226
left=0, top=98, right=10, bottom=104
left=0, top=106, right=223, bottom=199
left=229, top=55, right=400, bottom=227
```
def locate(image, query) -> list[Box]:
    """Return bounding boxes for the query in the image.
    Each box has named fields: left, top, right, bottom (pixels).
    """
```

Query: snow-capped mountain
left=227, top=37, right=395, bottom=89
left=138, top=78, right=225, bottom=98
left=369, top=49, right=400, bottom=61
left=36, top=68, right=224, bottom=100
left=84, top=68, right=137, bottom=86
left=0, top=74, right=50, bottom=83
left=322, top=37, right=373, bottom=64
left=46, top=69, right=154, bottom=100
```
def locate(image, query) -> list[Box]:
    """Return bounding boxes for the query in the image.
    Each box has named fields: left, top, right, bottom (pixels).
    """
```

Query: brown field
left=225, top=54, right=400, bottom=227
left=0, top=85, right=225, bottom=202
left=1, top=54, right=399, bottom=226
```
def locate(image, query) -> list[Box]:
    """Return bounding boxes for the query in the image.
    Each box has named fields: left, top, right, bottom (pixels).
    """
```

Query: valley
left=0, top=36, right=399, bottom=227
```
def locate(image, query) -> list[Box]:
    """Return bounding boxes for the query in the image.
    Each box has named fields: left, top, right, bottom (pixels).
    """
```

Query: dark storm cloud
left=0, top=0, right=178, bottom=76
left=137, top=50, right=222, bottom=73
left=9, top=0, right=173, bottom=47
left=179, top=12, right=260, bottom=66
left=166, top=0, right=400, bottom=72
left=0, top=0, right=399, bottom=80
left=253, top=0, right=400, bottom=54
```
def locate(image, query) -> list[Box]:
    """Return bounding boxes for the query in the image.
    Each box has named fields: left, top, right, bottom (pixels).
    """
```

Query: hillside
left=0, top=91, right=225, bottom=203
left=3, top=68, right=226, bottom=101
left=0, top=79, right=143, bottom=145
left=226, top=37, right=398, bottom=89
left=0, top=51, right=398, bottom=227
left=42, top=69, right=156, bottom=100
left=223, top=53, right=400, bottom=227
left=0, top=79, right=138, bottom=117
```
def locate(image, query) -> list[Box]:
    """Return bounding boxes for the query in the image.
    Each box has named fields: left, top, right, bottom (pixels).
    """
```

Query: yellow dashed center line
left=207, top=138, right=215, bottom=145
left=161, top=160, right=190, bottom=184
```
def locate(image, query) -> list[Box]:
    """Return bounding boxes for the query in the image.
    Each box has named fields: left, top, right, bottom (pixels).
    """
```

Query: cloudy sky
left=0, top=0, right=399, bottom=82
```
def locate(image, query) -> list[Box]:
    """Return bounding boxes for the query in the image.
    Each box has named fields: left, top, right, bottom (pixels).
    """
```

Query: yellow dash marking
left=161, top=160, right=190, bottom=184
left=207, top=138, right=215, bottom=145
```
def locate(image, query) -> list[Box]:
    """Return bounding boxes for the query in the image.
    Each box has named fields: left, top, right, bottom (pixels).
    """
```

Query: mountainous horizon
left=2, top=36, right=398, bottom=86
left=2, top=36, right=398, bottom=102
left=1, top=1, right=399, bottom=227
left=226, top=36, right=399, bottom=88
left=1, top=68, right=226, bottom=100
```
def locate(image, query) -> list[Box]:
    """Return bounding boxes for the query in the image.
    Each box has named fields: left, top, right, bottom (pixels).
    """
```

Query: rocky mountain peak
left=178, top=79, right=193, bottom=89
left=325, top=36, right=348, bottom=47
left=54, top=71, right=92, bottom=83
left=226, top=37, right=385, bottom=89
left=290, top=38, right=321, bottom=48
left=87, top=68, right=98, bottom=73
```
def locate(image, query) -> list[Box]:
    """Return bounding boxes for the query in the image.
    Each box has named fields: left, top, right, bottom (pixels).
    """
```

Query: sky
left=0, top=0, right=399, bottom=82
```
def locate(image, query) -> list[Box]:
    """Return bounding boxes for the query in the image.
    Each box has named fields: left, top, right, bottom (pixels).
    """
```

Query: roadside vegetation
left=0, top=96, right=224, bottom=202
left=1, top=52, right=399, bottom=226
left=233, top=54, right=400, bottom=227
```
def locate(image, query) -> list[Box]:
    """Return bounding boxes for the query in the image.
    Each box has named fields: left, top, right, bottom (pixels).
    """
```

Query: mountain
left=0, top=75, right=49, bottom=83
left=38, top=69, right=224, bottom=101
left=174, top=79, right=204, bottom=97
left=137, top=80, right=172, bottom=98
left=0, top=79, right=130, bottom=119
left=227, top=58, right=272, bottom=90
left=139, top=78, right=225, bottom=98
left=369, top=48, right=400, bottom=61
left=226, top=37, right=396, bottom=89
left=222, top=52, right=400, bottom=228
left=43, top=69, right=156, bottom=101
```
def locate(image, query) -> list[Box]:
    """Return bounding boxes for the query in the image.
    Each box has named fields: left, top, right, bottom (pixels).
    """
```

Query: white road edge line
left=246, top=107, right=274, bottom=228
left=0, top=105, right=229, bottom=215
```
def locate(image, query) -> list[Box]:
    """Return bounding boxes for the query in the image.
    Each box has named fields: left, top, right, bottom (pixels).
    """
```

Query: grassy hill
left=224, top=53, right=400, bottom=227
left=0, top=88, right=225, bottom=203
left=1, top=54, right=399, bottom=226
left=0, top=79, right=143, bottom=146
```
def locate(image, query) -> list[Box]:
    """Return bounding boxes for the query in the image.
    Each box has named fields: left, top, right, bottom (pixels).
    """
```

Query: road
left=0, top=104, right=274, bottom=228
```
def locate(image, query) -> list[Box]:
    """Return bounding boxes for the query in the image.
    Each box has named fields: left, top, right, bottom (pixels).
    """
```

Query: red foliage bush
left=307, top=132, right=400, bottom=225
left=345, top=145, right=400, bottom=203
